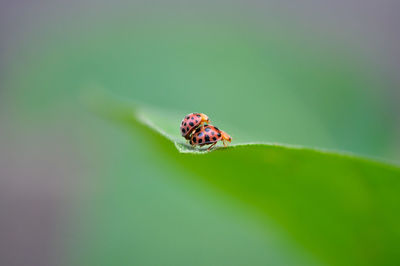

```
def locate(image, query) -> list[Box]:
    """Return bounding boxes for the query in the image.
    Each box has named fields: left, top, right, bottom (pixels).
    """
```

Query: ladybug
left=189, top=125, right=232, bottom=150
left=180, top=113, right=210, bottom=140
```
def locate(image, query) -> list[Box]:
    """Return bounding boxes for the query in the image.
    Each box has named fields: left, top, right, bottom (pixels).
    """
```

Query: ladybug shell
left=190, top=125, right=222, bottom=146
left=180, top=113, right=204, bottom=139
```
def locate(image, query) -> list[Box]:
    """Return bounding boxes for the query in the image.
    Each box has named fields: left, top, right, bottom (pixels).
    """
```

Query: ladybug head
left=199, top=113, right=210, bottom=124
left=221, top=130, right=232, bottom=142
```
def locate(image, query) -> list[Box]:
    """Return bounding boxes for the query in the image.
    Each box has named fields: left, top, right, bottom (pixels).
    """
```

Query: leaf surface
left=86, top=92, right=400, bottom=266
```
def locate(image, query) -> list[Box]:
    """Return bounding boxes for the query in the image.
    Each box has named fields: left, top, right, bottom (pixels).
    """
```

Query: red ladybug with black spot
left=180, top=113, right=210, bottom=140
left=190, top=124, right=232, bottom=150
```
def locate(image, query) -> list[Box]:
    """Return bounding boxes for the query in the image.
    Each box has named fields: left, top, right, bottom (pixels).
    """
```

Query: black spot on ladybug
left=184, top=122, right=187, bottom=126
left=212, top=137, right=217, bottom=141
left=191, top=117, right=194, bottom=120
left=186, top=116, right=189, bottom=120
left=217, top=132, right=221, bottom=137
left=195, top=127, right=201, bottom=133
left=190, top=139, right=193, bottom=145
left=189, top=122, right=194, bottom=127
left=181, top=121, right=184, bottom=125
left=186, top=127, right=189, bottom=131
left=196, top=114, right=201, bottom=117
left=198, top=132, right=204, bottom=137
left=205, top=135, right=210, bottom=142
left=195, top=120, right=198, bottom=123
left=193, top=137, right=197, bottom=143
left=198, top=139, right=203, bottom=144
left=214, top=126, right=219, bottom=131
left=205, top=127, right=211, bottom=132
left=182, top=128, right=186, bottom=133
left=211, top=131, right=215, bottom=135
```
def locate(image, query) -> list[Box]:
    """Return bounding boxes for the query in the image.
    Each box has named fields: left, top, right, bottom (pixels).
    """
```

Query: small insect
left=180, top=113, right=210, bottom=140
left=190, top=125, right=232, bottom=150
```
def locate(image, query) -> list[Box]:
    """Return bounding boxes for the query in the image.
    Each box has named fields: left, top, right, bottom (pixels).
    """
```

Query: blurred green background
left=1, top=1, right=399, bottom=266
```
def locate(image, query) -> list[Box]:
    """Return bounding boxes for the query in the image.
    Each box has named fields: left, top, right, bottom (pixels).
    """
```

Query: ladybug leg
left=207, top=142, right=217, bottom=151
left=223, top=140, right=227, bottom=147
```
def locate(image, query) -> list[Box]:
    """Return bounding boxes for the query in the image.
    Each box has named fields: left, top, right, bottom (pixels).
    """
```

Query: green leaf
left=85, top=91, right=400, bottom=266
